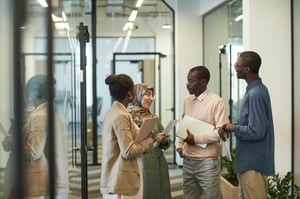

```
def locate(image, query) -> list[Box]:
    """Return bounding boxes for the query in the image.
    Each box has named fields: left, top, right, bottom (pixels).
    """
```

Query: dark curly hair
left=105, top=74, right=134, bottom=101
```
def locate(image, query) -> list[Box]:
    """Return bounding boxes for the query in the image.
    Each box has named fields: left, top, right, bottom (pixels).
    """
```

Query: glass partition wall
left=203, top=0, right=243, bottom=152
left=0, top=0, right=175, bottom=198
left=94, top=0, right=176, bottom=165
left=0, top=0, right=87, bottom=198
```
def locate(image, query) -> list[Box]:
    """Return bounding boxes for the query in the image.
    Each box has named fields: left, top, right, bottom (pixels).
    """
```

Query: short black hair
left=105, top=74, right=134, bottom=101
left=189, top=65, right=210, bottom=84
left=239, top=51, right=262, bottom=74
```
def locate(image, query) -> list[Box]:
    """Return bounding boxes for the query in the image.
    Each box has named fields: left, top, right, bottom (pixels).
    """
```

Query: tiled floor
left=68, top=139, right=183, bottom=199
left=0, top=138, right=183, bottom=199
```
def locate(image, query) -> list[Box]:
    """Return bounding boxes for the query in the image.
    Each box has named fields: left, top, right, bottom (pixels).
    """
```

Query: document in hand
left=176, top=115, right=214, bottom=148
left=135, top=117, right=157, bottom=143
left=153, top=119, right=180, bottom=148
left=163, top=119, right=180, bottom=135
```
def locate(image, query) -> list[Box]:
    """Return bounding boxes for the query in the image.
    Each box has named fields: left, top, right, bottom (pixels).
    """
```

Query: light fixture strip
left=234, top=14, right=243, bottom=22
left=62, top=11, right=67, bottom=22
left=136, top=0, right=143, bottom=8
left=128, top=10, right=138, bottom=22
left=122, top=22, right=133, bottom=31
left=37, top=0, right=48, bottom=7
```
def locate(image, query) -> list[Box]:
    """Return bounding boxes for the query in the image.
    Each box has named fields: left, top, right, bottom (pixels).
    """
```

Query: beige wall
left=293, top=0, right=300, bottom=185
left=243, top=0, right=292, bottom=175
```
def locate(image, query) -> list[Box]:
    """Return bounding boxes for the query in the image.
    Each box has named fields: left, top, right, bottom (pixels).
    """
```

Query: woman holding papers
left=128, top=83, right=172, bottom=199
left=100, top=74, right=154, bottom=199
left=176, top=66, right=228, bottom=199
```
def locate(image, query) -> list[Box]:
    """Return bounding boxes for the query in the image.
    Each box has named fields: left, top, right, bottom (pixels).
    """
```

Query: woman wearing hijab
left=127, top=83, right=172, bottom=199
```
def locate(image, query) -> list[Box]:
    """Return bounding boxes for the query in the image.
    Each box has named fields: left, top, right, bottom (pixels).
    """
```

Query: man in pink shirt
left=176, top=66, right=228, bottom=199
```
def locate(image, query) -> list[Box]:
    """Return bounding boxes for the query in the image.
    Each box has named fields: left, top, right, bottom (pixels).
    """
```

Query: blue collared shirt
left=232, top=78, right=275, bottom=176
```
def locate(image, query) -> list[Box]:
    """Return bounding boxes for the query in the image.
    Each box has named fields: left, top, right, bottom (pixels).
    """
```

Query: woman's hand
left=156, top=133, right=168, bottom=144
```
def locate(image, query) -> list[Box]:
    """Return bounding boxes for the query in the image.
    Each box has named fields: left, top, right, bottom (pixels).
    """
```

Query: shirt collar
left=194, top=90, right=208, bottom=101
left=246, top=78, right=262, bottom=92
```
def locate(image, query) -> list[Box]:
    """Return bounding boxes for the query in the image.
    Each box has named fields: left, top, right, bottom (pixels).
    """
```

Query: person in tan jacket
left=100, top=74, right=154, bottom=199
left=2, top=75, right=69, bottom=199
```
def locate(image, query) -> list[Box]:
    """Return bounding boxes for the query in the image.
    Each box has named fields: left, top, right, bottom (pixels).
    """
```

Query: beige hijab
left=128, top=83, right=154, bottom=125
left=132, top=83, right=154, bottom=107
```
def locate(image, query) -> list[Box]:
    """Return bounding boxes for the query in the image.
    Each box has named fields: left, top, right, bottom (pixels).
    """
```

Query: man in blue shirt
left=219, top=51, right=275, bottom=199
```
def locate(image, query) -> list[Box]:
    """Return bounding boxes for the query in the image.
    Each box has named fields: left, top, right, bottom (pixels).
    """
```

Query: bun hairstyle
left=105, top=74, right=134, bottom=101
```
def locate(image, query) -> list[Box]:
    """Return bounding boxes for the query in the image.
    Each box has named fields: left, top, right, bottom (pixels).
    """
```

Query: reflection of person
left=219, top=51, right=275, bottom=199
left=2, top=75, right=69, bottom=199
left=100, top=74, right=154, bottom=199
left=176, top=66, right=228, bottom=199
left=127, top=83, right=172, bottom=199
left=2, top=112, right=33, bottom=199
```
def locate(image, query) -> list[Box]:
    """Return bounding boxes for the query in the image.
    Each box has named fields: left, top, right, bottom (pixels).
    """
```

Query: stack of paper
left=176, top=115, right=214, bottom=148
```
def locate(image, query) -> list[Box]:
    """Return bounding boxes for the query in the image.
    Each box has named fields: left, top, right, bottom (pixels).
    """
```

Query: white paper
left=153, top=119, right=180, bottom=148
left=222, top=140, right=232, bottom=161
left=162, top=119, right=180, bottom=135
left=0, top=122, right=8, bottom=136
left=176, top=115, right=215, bottom=148
left=135, top=117, right=157, bottom=143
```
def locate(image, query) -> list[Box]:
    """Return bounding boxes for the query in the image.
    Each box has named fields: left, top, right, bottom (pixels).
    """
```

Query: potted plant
left=220, top=149, right=239, bottom=199
left=268, top=171, right=300, bottom=199
left=220, top=149, right=300, bottom=199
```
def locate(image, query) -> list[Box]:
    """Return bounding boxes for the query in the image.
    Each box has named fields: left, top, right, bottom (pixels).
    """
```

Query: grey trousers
left=182, top=158, right=222, bottom=199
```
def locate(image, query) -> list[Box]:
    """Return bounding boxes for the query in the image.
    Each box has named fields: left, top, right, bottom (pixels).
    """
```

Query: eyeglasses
left=234, top=63, right=247, bottom=68
left=144, top=92, right=155, bottom=99
left=234, top=63, right=242, bottom=68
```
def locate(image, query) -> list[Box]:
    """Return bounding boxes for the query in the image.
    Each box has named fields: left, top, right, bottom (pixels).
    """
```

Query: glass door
left=219, top=44, right=245, bottom=150
left=0, top=0, right=92, bottom=198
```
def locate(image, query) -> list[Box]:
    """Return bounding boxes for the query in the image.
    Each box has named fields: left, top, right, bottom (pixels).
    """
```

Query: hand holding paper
left=184, top=129, right=195, bottom=145
left=176, top=115, right=214, bottom=148
left=153, top=119, right=179, bottom=148
left=135, top=117, right=157, bottom=143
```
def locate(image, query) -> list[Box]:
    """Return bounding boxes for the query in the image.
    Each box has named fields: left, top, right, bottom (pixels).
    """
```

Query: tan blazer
left=100, top=101, right=153, bottom=195
left=23, top=103, right=49, bottom=196
left=23, top=103, right=69, bottom=196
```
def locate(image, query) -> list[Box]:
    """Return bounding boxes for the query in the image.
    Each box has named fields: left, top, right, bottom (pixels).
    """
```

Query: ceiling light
left=37, top=0, right=48, bottom=7
left=162, top=24, right=171, bottom=29
left=136, top=0, right=143, bottom=8
left=234, top=14, right=243, bottom=22
left=122, top=22, right=133, bottom=31
left=62, top=11, right=67, bottom=22
left=128, top=10, right=138, bottom=22
left=52, top=14, right=63, bottom=22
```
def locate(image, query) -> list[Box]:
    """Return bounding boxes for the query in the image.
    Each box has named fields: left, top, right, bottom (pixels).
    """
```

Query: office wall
left=293, top=0, right=300, bottom=185
left=243, top=0, right=292, bottom=174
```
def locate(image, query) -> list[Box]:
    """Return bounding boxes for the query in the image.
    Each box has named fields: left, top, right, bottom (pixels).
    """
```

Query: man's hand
left=184, top=129, right=195, bottom=145
left=218, top=124, right=231, bottom=141
left=176, top=148, right=183, bottom=158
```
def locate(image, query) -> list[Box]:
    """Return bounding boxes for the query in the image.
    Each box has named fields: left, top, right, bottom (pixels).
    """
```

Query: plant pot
left=220, top=173, right=239, bottom=199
